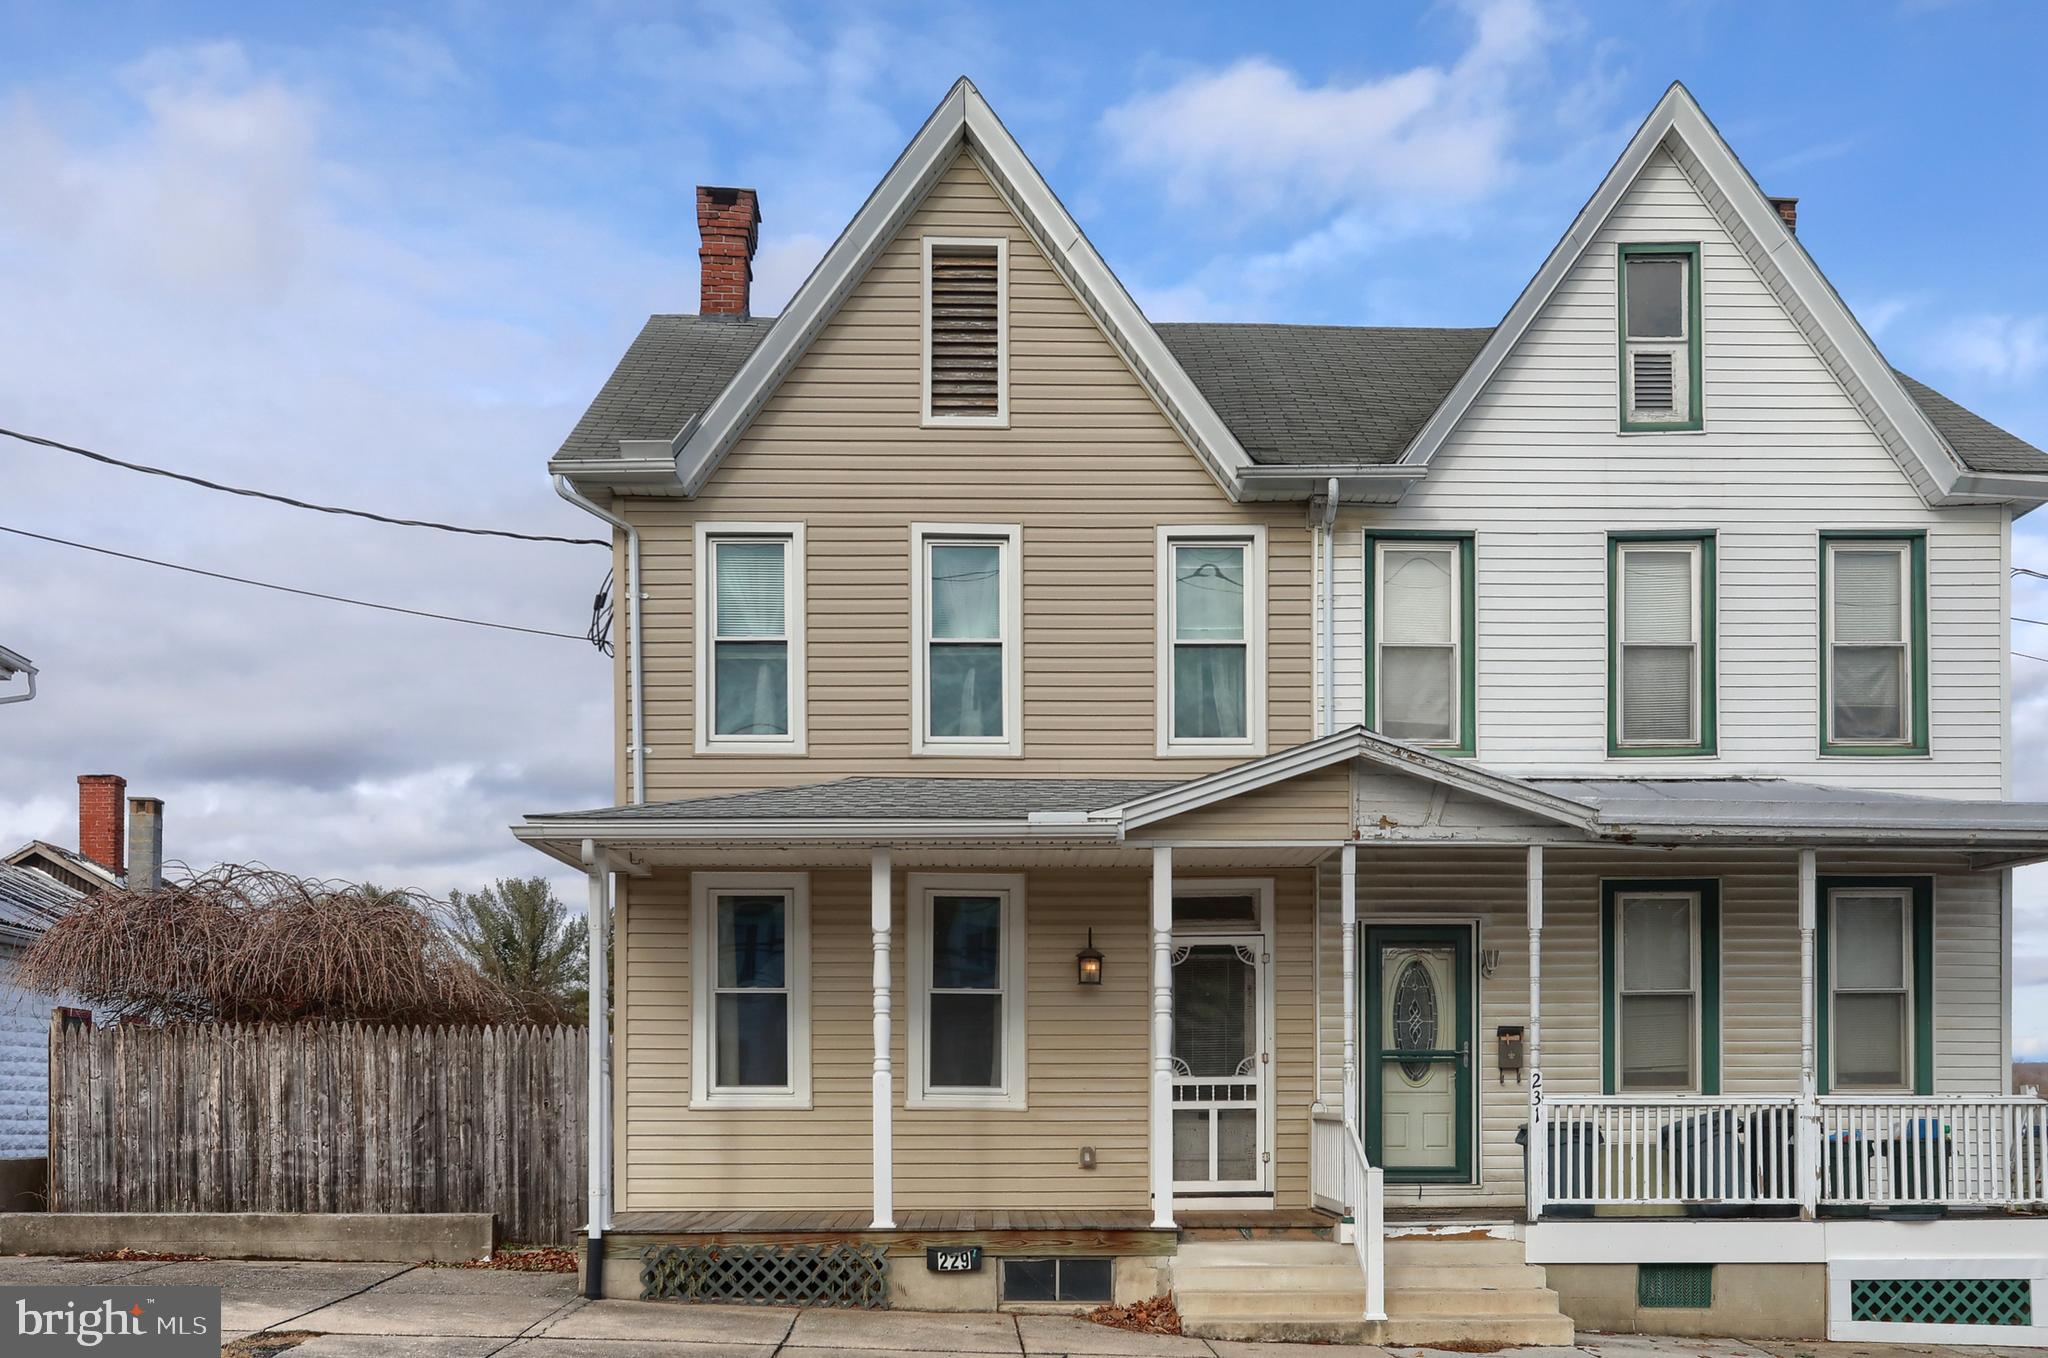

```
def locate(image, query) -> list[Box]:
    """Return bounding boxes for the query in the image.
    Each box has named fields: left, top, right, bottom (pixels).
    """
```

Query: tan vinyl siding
left=1315, top=846, right=2008, bottom=1207
left=619, top=153, right=1310, bottom=799
left=1143, top=764, right=1353, bottom=841
left=618, top=866, right=1318, bottom=1212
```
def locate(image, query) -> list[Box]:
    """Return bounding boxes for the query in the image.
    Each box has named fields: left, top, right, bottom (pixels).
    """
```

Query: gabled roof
left=0, top=858, right=85, bottom=945
left=2, top=840, right=121, bottom=892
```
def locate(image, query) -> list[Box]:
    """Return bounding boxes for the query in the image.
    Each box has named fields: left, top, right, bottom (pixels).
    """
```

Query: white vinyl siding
left=1158, top=525, right=1267, bottom=757
left=694, top=524, right=806, bottom=754
left=911, top=523, right=1022, bottom=757
left=689, top=873, right=811, bottom=1109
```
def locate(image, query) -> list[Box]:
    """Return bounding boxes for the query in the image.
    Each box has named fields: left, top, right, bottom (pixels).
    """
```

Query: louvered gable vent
left=1632, top=350, right=1676, bottom=411
left=927, top=244, right=1003, bottom=419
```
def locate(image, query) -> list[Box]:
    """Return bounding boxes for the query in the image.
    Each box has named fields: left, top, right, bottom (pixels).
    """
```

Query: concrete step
left=1384, top=1261, right=1549, bottom=1289
left=1174, top=1240, right=1355, bottom=1267
left=1174, top=1263, right=1366, bottom=1293
left=1382, top=1236, right=1529, bottom=1266
left=1179, top=1289, right=1371, bottom=1320
left=1384, top=1284, right=1564, bottom=1317
left=1382, top=1313, right=1577, bottom=1347
left=1178, top=1314, right=1382, bottom=1345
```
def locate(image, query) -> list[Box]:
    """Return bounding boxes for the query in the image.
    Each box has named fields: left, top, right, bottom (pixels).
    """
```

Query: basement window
left=1639, top=1263, right=1713, bottom=1309
left=923, top=237, right=1008, bottom=427
left=1618, top=244, right=1702, bottom=431
left=1002, top=1257, right=1114, bottom=1304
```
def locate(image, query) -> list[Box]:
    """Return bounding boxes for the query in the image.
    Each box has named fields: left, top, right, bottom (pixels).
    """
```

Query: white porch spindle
left=1796, top=848, right=1820, bottom=1219
left=870, top=848, right=894, bottom=1229
left=1526, top=845, right=1545, bottom=1222
left=1150, top=846, right=1176, bottom=1229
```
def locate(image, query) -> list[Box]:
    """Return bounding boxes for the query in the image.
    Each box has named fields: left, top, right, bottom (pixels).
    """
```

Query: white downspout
left=1322, top=478, right=1339, bottom=735
left=554, top=475, right=646, bottom=805
left=580, top=837, right=612, bottom=1297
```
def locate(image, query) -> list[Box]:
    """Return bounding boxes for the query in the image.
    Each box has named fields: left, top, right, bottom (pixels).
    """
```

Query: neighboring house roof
left=1, top=841, right=120, bottom=895
left=0, top=860, right=83, bottom=946
left=556, top=314, right=775, bottom=463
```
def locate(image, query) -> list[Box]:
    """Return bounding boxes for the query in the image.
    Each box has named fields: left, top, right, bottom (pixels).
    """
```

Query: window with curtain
left=1375, top=542, right=1460, bottom=745
left=1829, top=889, right=1911, bottom=1089
left=711, top=893, right=791, bottom=1090
left=1171, top=539, right=1249, bottom=742
left=1618, top=893, right=1696, bottom=1090
left=1827, top=540, right=1913, bottom=747
left=710, top=537, right=792, bottom=739
left=1614, top=541, right=1705, bottom=749
left=924, top=537, right=1008, bottom=742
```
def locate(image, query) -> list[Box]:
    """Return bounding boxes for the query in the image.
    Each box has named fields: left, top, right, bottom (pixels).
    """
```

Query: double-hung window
left=1818, top=877, right=1933, bottom=1094
left=1159, top=526, right=1266, bottom=755
left=911, top=524, right=1021, bottom=756
left=1602, top=881, right=1721, bottom=1095
left=690, top=873, right=811, bottom=1108
left=695, top=524, right=805, bottom=753
left=1618, top=243, right=1702, bottom=430
left=908, top=874, right=1027, bottom=1110
left=1821, top=534, right=1927, bottom=755
left=1365, top=534, right=1475, bottom=754
left=1609, top=535, right=1715, bottom=756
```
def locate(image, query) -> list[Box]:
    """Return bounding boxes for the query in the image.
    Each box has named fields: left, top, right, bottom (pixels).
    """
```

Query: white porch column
left=1150, top=845, right=1176, bottom=1229
left=1525, top=844, right=1546, bottom=1223
left=1340, top=843, right=1359, bottom=1132
left=870, top=848, right=895, bottom=1229
left=581, top=838, right=612, bottom=1299
left=1796, top=847, right=1820, bottom=1219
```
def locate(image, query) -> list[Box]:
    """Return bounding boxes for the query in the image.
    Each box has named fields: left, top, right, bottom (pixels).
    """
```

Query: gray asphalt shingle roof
left=556, top=315, right=2048, bottom=476
left=529, top=777, right=1186, bottom=823
left=0, top=860, right=82, bottom=941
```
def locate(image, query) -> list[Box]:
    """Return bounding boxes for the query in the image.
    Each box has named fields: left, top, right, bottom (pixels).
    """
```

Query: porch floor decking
left=604, top=1206, right=1334, bottom=1256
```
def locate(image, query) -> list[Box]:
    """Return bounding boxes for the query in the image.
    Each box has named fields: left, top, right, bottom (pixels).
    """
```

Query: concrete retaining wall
left=1547, top=1262, right=1828, bottom=1338
left=0, top=1212, right=493, bottom=1263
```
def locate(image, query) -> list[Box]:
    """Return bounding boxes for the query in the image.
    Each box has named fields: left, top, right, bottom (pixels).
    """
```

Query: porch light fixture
left=1076, top=930, right=1104, bottom=986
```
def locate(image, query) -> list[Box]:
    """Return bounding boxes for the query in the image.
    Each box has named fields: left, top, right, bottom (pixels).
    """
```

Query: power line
left=2016, top=650, right=2048, bottom=664
left=1, top=425, right=608, bottom=547
left=0, top=524, right=588, bottom=642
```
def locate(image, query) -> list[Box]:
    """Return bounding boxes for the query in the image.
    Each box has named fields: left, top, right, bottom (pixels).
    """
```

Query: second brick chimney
left=1769, top=196, right=1798, bottom=234
left=697, top=186, right=761, bottom=319
left=78, top=774, right=126, bottom=877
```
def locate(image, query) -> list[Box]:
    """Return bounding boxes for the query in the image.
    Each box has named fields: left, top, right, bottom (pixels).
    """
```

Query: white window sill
left=691, top=1093, right=813, bottom=1112
left=921, top=415, right=1011, bottom=431
left=1158, top=740, right=1264, bottom=759
left=696, top=740, right=810, bottom=756
left=908, top=1089, right=1028, bottom=1113
left=1615, top=427, right=1708, bottom=437
left=913, top=742, right=1023, bottom=758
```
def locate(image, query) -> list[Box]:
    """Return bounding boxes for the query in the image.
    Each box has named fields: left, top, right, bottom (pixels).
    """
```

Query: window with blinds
left=1825, top=538, right=1918, bottom=750
left=699, top=528, right=805, bottom=751
left=1619, top=245, right=1700, bottom=429
left=1617, top=893, right=1698, bottom=1091
left=923, top=238, right=1007, bottom=424
left=1373, top=540, right=1462, bottom=747
left=1612, top=538, right=1710, bottom=752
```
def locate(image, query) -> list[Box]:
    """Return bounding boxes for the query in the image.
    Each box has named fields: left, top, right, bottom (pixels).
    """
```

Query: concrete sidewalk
left=1, top=1254, right=2036, bottom=1358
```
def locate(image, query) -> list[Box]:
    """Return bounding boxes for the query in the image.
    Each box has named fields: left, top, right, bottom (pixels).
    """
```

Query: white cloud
left=1923, top=313, right=2048, bottom=384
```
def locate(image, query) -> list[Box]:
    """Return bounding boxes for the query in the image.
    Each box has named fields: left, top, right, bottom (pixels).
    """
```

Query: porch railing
left=1534, top=1093, right=2048, bottom=1215
left=1310, top=1105, right=1385, bottom=1322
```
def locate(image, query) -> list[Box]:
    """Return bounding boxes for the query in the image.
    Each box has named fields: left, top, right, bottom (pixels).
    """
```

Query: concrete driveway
left=0, top=1254, right=2034, bottom=1358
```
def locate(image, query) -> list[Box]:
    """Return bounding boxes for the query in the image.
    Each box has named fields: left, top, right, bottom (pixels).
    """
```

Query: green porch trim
left=1818, top=531, right=1930, bottom=757
left=1607, top=532, right=1718, bottom=758
left=1601, top=879, right=1721, bottom=1096
left=1617, top=241, right=1704, bottom=433
left=1361, top=923, right=1474, bottom=1183
left=1362, top=531, right=1478, bottom=757
left=1815, top=875, right=1936, bottom=1095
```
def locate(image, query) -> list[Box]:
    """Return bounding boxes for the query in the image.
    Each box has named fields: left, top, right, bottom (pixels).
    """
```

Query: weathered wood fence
left=48, top=1016, right=586, bottom=1244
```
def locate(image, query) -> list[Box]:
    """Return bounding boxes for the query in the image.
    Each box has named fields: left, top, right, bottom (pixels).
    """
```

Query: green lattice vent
left=1638, top=1263, right=1713, bottom=1309
left=1851, top=1278, right=2031, bottom=1326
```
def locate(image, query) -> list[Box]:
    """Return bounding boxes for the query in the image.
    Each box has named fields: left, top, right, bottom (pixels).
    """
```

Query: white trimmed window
left=907, top=873, right=1027, bottom=1110
left=1825, top=539, right=1915, bottom=747
left=1613, top=540, right=1706, bottom=750
left=1828, top=888, right=1913, bottom=1090
left=1373, top=540, right=1462, bottom=746
left=1616, top=892, right=1698, bottom=1091
left=694, top=524, right=806, bottom=754
left=922, top=236, right=1008, bottom=427
left=910, top=523, right=1022, bottom=756
left=1158, top=526, right=1266, bottom=756
left=690, top=873, right=811, bottom=1109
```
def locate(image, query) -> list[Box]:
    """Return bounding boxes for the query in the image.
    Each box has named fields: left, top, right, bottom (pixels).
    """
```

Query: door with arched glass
left=1364, top=924, right=1474, bottom=1182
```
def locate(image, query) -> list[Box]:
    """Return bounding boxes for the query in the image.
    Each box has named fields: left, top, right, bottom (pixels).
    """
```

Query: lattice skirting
left=1852, top=1277, right=2032, bottom=1327
left=639, top=1243, right=889, bottom=1308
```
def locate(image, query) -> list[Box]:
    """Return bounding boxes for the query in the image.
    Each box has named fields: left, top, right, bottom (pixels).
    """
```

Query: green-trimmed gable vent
left=1638, top=1263, right=1713, bottom=1309
left=1851, top=1278, right=2032, bottom=1327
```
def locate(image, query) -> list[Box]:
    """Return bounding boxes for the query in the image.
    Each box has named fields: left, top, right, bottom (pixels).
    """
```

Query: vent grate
left=1632, top=350, right=1676, bottom=411
left=1851, top=1277, right=2031, bottom=1326
left=929, top=247, right=1001, bottom=416
left=1638, top=1262, right=1713, bottom=1309
left=640, top=1243, right=888, bottom=1308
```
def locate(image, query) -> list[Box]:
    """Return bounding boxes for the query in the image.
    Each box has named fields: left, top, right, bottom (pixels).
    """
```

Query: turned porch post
left=1340, top=843, right=1359, bottom=1132
left=1150, top=845, right=1176, bottom=1229
left=1797, top=847, right=1820, bottom=1219
left=871, top=847, right=895, bottom=1229
left=1526, top=844, right=1546, bottom=1223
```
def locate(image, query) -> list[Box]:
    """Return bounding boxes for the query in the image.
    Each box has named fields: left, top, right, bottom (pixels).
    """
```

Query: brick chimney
left=127, top=796, right=164, bottom=892
left=1769, top=196, right=1798, bottom=234
left=77, top=774, right=125, bottom=877
left=697, top=186, right=761, bottom=319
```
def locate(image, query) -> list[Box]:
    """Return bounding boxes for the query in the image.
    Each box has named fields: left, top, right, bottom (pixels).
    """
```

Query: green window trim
left=1815, top=875, right=1935, bottom=1096
left=1362, top=531, right=1477, bottom=757
left=1607, top=532, right=1717, bottom=758
left=1362, top=923, right=1474, bottom=1183
left=1617, top=242, right=1704, bottom=432
left=1601, top=879, right=1721, bottom=1096
left=1818, top=531, right=1929, bottom=757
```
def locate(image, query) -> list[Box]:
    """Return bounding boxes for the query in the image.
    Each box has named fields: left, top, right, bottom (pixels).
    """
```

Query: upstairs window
left=1821, top=534, right=1927, bottom=756
left=1609, top=535, right=1716, bottom=757
left=695, top=525, right=805, bottom=754
left=1365, top=534, right=1475, bottom=755
left=1158, top=527, right=1266, bottom=755
left=1618, top=244, right=1702, bottom=431
left=912, top=523, right=1021, bottom=756
left=922, top=237, right=1008, bottom=426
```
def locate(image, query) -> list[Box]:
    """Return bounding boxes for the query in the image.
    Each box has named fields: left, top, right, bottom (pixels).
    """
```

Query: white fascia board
left=1945, top=471, right=2048, bottom=508
left=1235, top=465, right=1427, bottom=503
left=1395, top=83, right=1966, bottom=506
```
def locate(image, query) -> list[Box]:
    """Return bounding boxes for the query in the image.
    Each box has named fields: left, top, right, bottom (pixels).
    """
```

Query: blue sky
left=2, top=1, right=2045, bottom=1057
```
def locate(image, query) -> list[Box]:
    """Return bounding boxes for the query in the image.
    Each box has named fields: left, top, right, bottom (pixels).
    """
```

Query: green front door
left=1363, top=924, right=1474, bottom=1183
